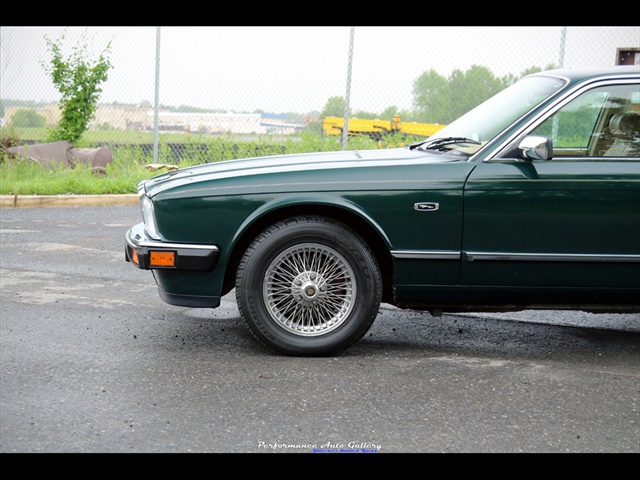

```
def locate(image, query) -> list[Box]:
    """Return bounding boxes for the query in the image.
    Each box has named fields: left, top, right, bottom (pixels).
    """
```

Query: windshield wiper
left=410, top=136, right=481, bottom=150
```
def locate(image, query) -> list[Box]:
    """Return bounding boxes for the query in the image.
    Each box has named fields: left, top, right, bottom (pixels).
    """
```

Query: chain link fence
left=1, top=26, right=638, bottom=162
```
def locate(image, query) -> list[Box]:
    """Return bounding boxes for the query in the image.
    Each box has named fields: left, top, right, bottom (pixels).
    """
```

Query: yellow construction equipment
left=322, top=115, right=445, bottom=142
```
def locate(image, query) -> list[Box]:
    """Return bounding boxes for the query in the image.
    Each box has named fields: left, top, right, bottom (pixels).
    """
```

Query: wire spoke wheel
left=237, top=216, right=381, bottom=355
left=264, top=243, right=355, bottom=336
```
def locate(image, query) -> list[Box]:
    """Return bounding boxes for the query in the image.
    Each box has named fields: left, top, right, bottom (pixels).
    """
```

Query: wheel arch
left=221, top=197, right=395, bottom=303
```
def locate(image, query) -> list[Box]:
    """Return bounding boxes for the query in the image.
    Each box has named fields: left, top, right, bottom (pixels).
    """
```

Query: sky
left=1, top=26, right=639, bottom=115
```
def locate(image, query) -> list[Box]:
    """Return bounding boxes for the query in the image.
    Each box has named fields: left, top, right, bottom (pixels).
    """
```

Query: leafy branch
left=42, top=30, right=112, bottom=145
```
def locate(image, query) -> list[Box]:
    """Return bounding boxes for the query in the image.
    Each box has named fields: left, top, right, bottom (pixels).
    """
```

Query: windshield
left=417, top=75, right=566, bottom=155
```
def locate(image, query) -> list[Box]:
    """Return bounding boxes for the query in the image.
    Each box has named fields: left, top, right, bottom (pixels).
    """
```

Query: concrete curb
left=0, top=194, right=139, bottom=208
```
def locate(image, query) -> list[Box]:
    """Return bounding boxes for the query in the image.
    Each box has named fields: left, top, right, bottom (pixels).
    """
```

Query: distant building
left=151, top=111, right=264, bottom=135
left=3, top=104, right=305, bottom=135
left=260, top=113, right=306, bottom=135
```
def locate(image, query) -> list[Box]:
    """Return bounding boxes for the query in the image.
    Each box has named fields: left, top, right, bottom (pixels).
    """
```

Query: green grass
left=9, top=126, right=184, bottom=145
left=1, top=129, right=398, bottom=195
left=0, top=156, right=156, bottom=195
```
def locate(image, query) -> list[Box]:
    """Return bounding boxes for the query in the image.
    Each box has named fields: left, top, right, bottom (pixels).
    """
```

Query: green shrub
left=11, top=109, right=46, bottom=128
left=42, top=30, right=112, bottom=145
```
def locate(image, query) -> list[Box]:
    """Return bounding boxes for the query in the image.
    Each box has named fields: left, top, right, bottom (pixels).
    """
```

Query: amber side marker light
left=131, top=249, right=139, bottom=265
left=150, top=251, right=176, bottom=267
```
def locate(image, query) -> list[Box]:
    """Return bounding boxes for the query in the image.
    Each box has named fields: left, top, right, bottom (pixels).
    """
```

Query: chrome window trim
left=473, top=75, right=640, bottom=164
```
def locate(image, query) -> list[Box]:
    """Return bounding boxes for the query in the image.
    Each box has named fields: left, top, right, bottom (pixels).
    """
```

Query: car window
left=530, top=84, right=640, bottom=160
left=423, top=75, right=565, bottom=156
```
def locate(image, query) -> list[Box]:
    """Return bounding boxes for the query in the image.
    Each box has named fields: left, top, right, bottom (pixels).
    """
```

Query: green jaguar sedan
left=125, top=66, right=640, bottom=356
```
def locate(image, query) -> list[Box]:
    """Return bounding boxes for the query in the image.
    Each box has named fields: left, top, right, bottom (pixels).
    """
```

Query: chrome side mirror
left=518, top=135, right=553, bottom=161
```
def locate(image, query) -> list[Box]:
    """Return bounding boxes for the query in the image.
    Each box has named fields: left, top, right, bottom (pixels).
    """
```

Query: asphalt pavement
left=1, top=203, right=638, bottom=453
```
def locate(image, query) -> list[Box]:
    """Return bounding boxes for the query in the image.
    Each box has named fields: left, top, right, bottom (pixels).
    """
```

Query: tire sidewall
left=237, top=217, right=381, bottom=355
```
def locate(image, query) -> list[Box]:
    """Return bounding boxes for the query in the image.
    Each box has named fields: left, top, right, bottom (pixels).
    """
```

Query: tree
left=519, top=64, right=556, bottom=78
left=321, top=96, right=346, bottom=117
left=447, top=65, right=505, bottom=120
left=379, top=106, right=399, bottom=120
left=411, top=69, right=452, bottom=123
left=11, top=109, right=46, bottom=128
left=41, top=30, right=112, bottom=144
left=412, top=65, right=557, bottom=125
left=351, top=110, right=378, bottom=119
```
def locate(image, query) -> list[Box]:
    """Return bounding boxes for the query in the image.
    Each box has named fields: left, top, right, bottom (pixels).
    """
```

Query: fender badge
left=414, top=202, right=439, bottom=212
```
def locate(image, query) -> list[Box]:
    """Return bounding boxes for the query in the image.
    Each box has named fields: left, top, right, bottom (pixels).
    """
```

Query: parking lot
left=1, top=205, right=638, bottom=453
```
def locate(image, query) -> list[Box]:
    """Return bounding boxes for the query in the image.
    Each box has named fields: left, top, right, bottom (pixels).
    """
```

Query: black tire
left=236, top=216, right=382, bottom=356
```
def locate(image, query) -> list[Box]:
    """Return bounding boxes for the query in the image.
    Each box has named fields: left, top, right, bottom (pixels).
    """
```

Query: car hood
left=142, top=147, right=468, bottom=200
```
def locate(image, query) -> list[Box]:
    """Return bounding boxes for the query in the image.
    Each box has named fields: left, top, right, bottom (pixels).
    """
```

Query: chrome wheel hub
left=264, top=243, right=355, bottom=336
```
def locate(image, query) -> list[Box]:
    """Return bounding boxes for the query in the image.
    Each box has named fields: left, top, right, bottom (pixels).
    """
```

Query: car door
left=461, top=81, right=640, bottom=290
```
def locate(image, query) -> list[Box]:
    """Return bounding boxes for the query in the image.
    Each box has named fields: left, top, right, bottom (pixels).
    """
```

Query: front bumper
left=125, top=222, right=219, bottom=271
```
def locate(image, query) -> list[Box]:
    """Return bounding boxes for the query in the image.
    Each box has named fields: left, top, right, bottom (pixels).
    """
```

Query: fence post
left=342, top=27, right=355, bottom=151
left=153, top=26, right=161, bottom=164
